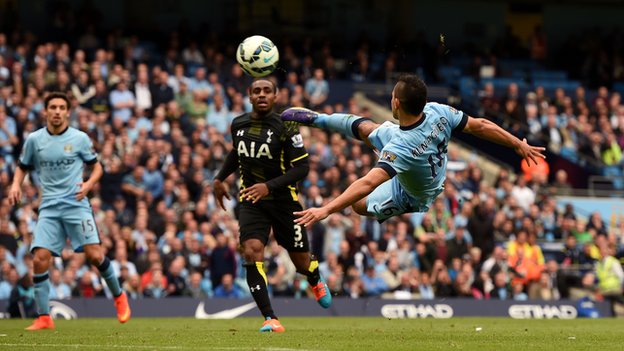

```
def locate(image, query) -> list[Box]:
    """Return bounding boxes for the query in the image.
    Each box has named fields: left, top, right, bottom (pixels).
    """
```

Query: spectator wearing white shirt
left=134, top=67, right=152, bottom=113
left=510, top=176, right=535, bottom=213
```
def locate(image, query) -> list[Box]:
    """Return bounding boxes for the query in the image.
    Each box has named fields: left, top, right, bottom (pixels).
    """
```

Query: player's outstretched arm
left=463, top=116, right=546, bottom=166
left=294, top=167, right=390, bottom=227
left=8, top=166, right=27, bottom=206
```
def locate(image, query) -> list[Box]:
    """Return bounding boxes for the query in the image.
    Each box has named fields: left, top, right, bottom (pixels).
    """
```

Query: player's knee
left=241, top=239, right=264, bottom=262
left=84, top=247, right=104, bottom=266
left=32, top=249, right=51, bottom=271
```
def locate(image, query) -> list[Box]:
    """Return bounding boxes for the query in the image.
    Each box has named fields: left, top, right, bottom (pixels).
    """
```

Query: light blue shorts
left=31, top=203, right=100, bottom=257
left=365, top=177, right=442, bottom=222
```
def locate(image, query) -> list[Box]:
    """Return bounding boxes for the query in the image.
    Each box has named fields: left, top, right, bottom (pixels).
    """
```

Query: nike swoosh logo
left=263, top=54, right=276, bottom=63
left=195, top=302, right=256, bottom=319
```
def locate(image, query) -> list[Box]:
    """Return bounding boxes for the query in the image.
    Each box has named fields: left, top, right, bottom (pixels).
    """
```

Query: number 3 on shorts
left=294, top=224, right=303, bottom=242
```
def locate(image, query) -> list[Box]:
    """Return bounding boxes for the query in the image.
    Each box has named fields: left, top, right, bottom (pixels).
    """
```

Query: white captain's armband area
left=291, top=134, right=304, bottom=148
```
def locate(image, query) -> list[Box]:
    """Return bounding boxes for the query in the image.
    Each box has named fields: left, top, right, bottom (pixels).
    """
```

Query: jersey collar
left=46, top=126, right=69, bottom=136
left=399, top=112, right=427, bottom=131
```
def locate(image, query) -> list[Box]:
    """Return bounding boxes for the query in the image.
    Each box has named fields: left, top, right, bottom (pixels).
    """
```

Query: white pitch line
left=0, top=344, right=324, bottom=351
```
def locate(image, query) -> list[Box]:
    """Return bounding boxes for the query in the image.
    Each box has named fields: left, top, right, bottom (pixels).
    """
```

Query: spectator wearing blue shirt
left=304, top=68, right=329, bottom=109
left=206, top=94, right=232, bottom=135
left=143, top=155, right=164, bottom=200
left=361, top=265, right=389, bottom=296
left=189, top=67, right=213, bottom=101
left=213, top=273, right=244, bottom=298
left=109, top=80, right=136, bottom=124
left=48, top=269, right=71, bottom=300
left=0, top=106, right=17, bottom=163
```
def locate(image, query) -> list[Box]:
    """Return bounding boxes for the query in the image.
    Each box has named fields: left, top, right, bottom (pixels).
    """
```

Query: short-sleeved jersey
left=230, top=112, right=308, bottom=201
left=376, top=102, right=468, bottom=197
left=19, top=127, right=98, bottom=209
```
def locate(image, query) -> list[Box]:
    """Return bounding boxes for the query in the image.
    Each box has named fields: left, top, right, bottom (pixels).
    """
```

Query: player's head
left=249, top=78, right=277, bottom=117
left=391, top=74, right=427, bottom=119
left=44, top=91, right=70, bottom=130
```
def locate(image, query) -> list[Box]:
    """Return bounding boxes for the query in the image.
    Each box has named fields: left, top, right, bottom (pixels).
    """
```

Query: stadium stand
left=0, top=3, right=623, bottom=318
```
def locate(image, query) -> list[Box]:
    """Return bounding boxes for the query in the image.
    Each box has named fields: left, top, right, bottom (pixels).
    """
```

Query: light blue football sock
left=97, top=257, right=122, bottom=297
left=314, top=113, right=367, bottom=140
left=33, top=272, right=50, bottom=316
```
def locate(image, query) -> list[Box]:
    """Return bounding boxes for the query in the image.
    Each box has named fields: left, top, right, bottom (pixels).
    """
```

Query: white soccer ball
left=236, top=35, right=279, bottom=78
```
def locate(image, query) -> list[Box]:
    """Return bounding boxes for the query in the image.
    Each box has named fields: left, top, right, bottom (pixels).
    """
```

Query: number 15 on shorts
left=81, top=219, right=95, bottom=235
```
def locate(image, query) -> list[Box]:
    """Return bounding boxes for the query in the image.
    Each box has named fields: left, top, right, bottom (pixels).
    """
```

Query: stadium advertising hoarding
left=0, top=298, right=611, bottom=319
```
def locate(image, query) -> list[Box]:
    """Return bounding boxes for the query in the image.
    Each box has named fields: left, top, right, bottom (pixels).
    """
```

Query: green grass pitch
left=0, top=317, right=623, bottom=350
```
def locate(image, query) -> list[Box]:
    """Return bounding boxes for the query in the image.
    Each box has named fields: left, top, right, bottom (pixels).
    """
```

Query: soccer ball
left=236, top=35, right=279, bottom=78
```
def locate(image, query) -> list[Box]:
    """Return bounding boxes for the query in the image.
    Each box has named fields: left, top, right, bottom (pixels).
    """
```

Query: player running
left=8, top=92, right=130, bottom=330
left=281, top=73, right=546, bottom=227
left=212, top=79, right=331, bottom=333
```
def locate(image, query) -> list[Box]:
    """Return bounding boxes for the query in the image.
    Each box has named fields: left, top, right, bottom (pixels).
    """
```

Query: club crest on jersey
left=381, top=150, right=397, bottom=163
left=266, top=129, right=273, bottom=143
left=64, top=144, right=73, bottom=153
left=291, top=134, right=304, bottom=148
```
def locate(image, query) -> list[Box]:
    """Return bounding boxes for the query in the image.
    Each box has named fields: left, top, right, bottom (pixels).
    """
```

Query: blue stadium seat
left=438, top=65, right=462, bottom=85
left=613, top=82, right=624, bottom=96
left=459, top=76, right=477, bottom=99
left=532, top=80, right=580, bottom=95
left=530, top=69, right=568, bottom=81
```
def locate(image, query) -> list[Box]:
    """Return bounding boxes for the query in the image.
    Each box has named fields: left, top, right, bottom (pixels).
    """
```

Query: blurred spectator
left=360, top=264, right=388, bottom=296
left=213, top=273, right=244, bottom=298
left=209, top=232, right=237, bottom=289
left=8, top=274, right=36, bottom=318
left=304, top=68, right=329, bottom=109
left=109, top=80, right=135, bottom=124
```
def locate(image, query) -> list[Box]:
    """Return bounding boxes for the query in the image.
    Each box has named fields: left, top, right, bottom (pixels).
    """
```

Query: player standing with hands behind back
left=212, top=79, right=331, bottom=333
left=8, top=92, right=130, bottom=330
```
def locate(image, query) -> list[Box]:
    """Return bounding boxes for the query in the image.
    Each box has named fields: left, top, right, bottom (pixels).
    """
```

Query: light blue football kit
left=366, top=102, right=468, bottom=221
left=19, top=127, right=100, bottom=256
left=308, top=102, right=467, bottom=221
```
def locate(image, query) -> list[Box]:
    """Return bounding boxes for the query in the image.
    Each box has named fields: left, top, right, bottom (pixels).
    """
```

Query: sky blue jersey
left=374, top=102, right=468, bottom=198
left=18, top=127, right=98, bottom=209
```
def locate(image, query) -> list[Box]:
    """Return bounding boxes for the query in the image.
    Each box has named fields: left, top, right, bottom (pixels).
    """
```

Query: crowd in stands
left=0, top=22, right=623, bottom=316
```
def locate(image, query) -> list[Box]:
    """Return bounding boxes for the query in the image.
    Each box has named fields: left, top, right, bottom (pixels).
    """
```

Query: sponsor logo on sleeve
left=291, top=134, right=304, bottom=148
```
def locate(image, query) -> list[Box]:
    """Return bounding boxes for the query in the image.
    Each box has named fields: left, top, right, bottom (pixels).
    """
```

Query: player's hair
left=250, top=78, right=277, bottom=93
left=44, top=92, right=70, bottom=109
left=395, top=74, right=427, bottom=116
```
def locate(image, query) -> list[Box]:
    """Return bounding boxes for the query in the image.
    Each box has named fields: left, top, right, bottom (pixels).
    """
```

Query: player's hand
left=240, top=183, right=269, bottom=204
left=76, top=182, right=93, bottom=201
left=293, top=207, right=329, bottom=228
left=8, top=184, right=22, bottom=206
left=213, top=179, right=231, bottom=210
left=515, top=138, right=546, bottom=167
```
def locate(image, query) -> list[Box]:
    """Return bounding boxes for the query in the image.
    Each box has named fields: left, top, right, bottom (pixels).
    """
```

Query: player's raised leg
left=281, top=107, right=379, bottom=147
left=26, top=247, right=55, bottom=331
left=83, top=244, right=131, bottom=323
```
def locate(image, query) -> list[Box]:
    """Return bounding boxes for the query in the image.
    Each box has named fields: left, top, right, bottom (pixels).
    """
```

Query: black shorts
left=238, top=200, right=309, bottom=252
